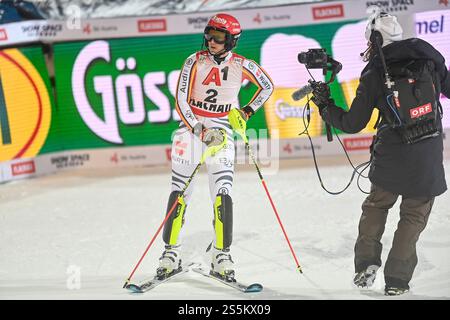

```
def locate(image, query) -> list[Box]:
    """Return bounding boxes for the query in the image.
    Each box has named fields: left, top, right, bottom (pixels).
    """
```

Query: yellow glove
left=229, top=108, right=249, bottom=143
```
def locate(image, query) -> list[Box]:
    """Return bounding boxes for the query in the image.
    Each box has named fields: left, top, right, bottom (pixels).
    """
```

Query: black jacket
left=325, top=38, right=449, bottom=197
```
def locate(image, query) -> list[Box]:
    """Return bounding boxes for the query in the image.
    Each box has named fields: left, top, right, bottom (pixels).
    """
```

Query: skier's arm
left=241, top=59, right=274, bottom=116
left=175, top=54, right=199, bottom=131
left=320, top=71, right=377, bottom=134
left=437, top=62, right=450, bottom=99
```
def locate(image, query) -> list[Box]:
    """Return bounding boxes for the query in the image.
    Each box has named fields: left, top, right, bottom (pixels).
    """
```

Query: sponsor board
left=11, top=160, right=36, bottom=176
left=251, top=12, right=292, bottom=25
left=21, top=23, right=64, bottom=38
left=187, top=16, right=210, bottom=30
left=0, top=29, right=7, bottom=41
left=365, top=0, right=416, bottom=13
left=312, top=4, right=345, bottom=20
left=50, top=153, right=90, bottom=169
left=343, top=137, right=373, bottom=151
left=82, top=23, right=119, bottom=35
left=0, top=48, right=53, bottom=162
left=110, top=151, right=148, bottom=165
left=138, top=19, right=167, bottom=32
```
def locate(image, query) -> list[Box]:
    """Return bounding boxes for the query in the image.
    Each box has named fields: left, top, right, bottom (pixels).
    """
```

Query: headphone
left=369, top=17, right=384, bottom=47
left=360, top=18, right=383, bottom=58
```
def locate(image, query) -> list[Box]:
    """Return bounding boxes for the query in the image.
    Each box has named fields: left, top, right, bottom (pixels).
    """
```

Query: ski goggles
left=204, top=29, right=227, bottom=44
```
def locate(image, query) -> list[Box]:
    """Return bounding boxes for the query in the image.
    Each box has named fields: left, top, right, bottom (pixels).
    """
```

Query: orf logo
left=410, top=103, right=433, bottom=119
left=0, top=49, right=52, bottom=162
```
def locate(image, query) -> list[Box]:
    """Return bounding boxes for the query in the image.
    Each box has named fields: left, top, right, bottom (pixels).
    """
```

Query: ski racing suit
left=163, top=50, right=274, bottom=250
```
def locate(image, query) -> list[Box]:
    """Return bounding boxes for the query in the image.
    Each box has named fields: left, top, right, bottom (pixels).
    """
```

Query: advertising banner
left=0, top=46, right=54, bottom=163
left=2, top=3, right=450, bottom=183
left=50, top=19, right=369, bottom=151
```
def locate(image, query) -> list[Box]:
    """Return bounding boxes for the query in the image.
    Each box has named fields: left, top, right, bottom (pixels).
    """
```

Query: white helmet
left=365, top=5, right=403, bottom=47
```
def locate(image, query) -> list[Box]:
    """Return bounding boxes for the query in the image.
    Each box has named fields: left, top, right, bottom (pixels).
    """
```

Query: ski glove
left=238, top=106, right=255, bottom=121
left=311, top=83, right=334, bottom=124
left=193, top=123, right=225, bottom=147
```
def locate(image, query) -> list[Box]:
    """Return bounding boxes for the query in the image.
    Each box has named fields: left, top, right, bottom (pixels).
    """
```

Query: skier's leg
left=159, top=123, right=203, bottom=274
left=205, top=118, right=236, bottom=278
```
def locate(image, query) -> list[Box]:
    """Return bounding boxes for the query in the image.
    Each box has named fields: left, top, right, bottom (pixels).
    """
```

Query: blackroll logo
left=0, top=29, right=7, bottom=41
left=138, top=19, right=166, bottom=32
left=11, top=160, right=36, bottom=176
left=343, top=137, right=373, bottom=151
left=0, top=49, right=52, bottom=162
left=312, top=4, right=344, bottom=20
left=71, top=40, right=181, bottom=144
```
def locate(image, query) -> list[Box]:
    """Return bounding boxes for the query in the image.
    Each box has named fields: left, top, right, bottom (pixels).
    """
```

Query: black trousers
left=354, top=184, right=434, bottom=289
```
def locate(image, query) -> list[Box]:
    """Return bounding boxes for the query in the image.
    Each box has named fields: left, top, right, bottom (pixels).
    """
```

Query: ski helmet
left=204, top=13, right=242, bottom=52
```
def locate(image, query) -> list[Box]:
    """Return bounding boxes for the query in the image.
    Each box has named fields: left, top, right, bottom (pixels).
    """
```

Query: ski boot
left=156, top=245, right=182, bottom=280
left=210, top=246, right=235, bottom=282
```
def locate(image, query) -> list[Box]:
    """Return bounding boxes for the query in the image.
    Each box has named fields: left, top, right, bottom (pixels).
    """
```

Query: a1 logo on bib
left=202, top=66, right=229, bottom=86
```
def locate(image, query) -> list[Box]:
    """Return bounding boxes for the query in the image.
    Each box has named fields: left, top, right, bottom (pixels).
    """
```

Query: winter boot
left=353, top=265, right=379, bottom=288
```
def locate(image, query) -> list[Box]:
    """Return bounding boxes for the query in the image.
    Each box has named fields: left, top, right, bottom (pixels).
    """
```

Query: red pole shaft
left=261, top=179, right=303, bottom=273
left=123, top=199, right=179, bottom=287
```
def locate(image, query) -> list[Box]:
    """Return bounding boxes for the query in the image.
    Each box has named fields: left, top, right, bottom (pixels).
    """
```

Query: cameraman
left=313, top=10, right=450, bottom=295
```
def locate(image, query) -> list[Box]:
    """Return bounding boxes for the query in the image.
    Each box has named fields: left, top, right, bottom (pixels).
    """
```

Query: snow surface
left=0, top=156, right=449, bottom=300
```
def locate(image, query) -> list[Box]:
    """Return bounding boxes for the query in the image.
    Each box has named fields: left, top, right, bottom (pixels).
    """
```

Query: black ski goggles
left=204, top=29, right=227, bottom=44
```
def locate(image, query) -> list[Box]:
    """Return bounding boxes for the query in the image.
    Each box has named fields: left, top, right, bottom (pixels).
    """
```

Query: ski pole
left=123, top=131, right=227, bottom=288
left=229, top=109, right=303, bottom=273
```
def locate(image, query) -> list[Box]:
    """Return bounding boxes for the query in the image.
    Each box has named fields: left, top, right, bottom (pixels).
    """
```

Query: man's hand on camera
left=311, top=83, right=334, bottom=123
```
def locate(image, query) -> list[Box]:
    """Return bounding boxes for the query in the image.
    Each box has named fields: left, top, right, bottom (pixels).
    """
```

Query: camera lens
left=298, top=52, right=307, bottom=64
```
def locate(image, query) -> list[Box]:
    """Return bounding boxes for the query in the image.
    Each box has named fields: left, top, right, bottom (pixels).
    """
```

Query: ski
left=125, top=262, right=198, bottom=293
left=191, top=264, right=263, bottom=293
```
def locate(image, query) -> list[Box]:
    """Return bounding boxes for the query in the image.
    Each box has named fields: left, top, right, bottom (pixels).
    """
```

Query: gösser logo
left=72, top=40, right=181, bottom=144
left=0, top=49, right=52, bottom=162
